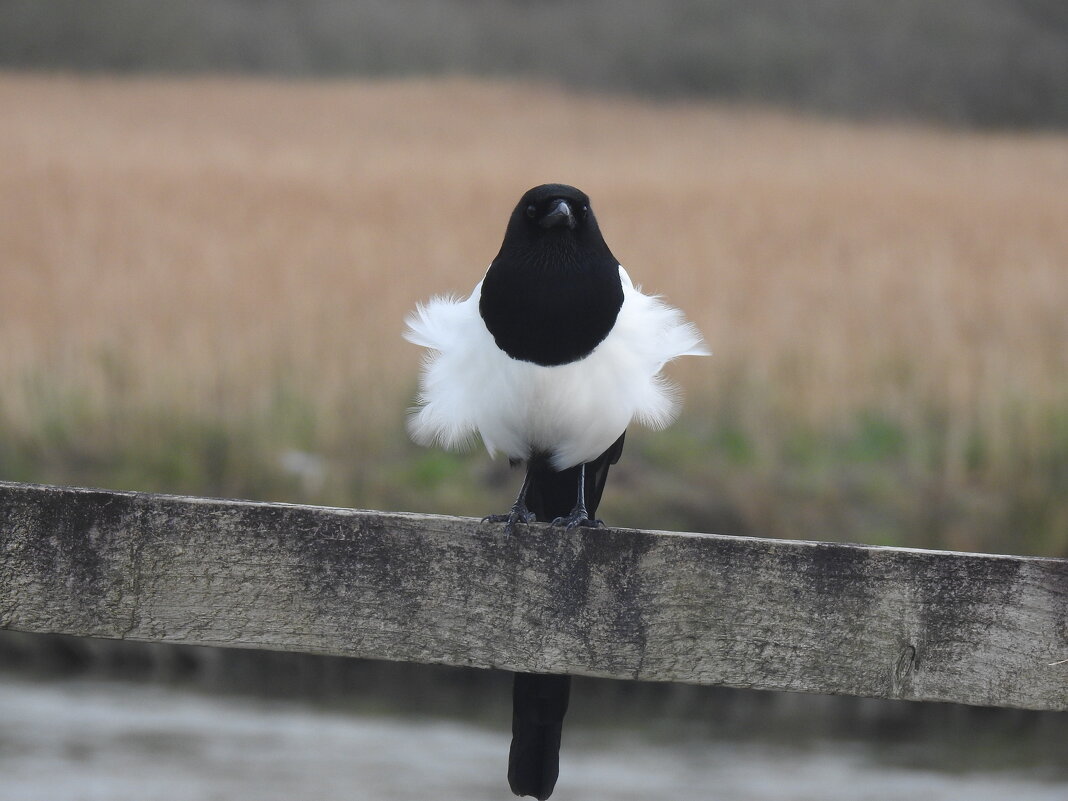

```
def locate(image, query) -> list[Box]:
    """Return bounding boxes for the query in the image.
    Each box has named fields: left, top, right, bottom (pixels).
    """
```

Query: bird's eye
left=581, top=205, right=590, bottom=220
left=525, top=204, right=537, bottom=219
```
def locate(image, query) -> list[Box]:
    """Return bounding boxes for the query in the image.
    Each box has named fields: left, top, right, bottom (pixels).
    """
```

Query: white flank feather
left=405, top=265, right=709, bottom=471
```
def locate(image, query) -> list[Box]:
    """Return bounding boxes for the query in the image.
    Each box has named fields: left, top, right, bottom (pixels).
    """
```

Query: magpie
left=405, top=183, right=708, bottom=799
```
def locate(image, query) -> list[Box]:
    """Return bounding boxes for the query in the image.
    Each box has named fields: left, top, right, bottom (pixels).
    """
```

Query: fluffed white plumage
left=405, top=265, right=708, bottom=471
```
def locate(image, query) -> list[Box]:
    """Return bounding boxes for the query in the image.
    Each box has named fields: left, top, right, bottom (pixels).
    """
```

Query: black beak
left=539, top=199, right=576, bottom=230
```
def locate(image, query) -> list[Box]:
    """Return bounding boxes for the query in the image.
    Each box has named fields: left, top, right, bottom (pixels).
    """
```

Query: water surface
left=1, top=675, right=1063, bottom=801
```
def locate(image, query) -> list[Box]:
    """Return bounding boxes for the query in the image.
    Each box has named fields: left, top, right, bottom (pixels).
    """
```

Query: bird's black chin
left=539, top=199, right=576, bottom=230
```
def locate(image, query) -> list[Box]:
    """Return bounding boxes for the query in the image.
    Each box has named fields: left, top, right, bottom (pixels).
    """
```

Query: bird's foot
left=483, top=505, right=537, bottom=536
left=550, top=509, right=604, bottom=530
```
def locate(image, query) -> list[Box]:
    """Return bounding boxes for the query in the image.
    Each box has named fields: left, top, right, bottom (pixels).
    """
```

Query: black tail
left=507, top=433, right=625, bottom=800
left=508, top=672, right=570, bottom=800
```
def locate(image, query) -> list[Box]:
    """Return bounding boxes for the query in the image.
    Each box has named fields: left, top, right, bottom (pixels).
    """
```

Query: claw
left=550, top=511, right=601, bottom=530
left=484, top=468, right=538, bottom=535
left=547, top=462, right=606, bottom=530
left=483, top=507, right=536, bottom=536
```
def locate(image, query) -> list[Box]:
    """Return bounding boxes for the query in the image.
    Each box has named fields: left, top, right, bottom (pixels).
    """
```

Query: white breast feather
left=404, top=266, right=708, bottom=471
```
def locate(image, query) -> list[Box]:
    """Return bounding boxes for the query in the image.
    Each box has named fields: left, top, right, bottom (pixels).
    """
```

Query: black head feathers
left=479, top=185, right=624, bottom=366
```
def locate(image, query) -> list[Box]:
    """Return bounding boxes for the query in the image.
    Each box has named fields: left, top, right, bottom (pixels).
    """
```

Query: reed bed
left=2, top=74, right=1066, bottom=554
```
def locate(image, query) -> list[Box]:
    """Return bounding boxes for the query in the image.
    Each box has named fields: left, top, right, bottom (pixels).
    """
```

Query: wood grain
left=2, top=481, right=1065, bottom=710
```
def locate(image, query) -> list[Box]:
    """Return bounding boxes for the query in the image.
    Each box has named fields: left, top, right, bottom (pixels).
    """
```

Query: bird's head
left=501, top=184, right=612, bottom=255
left=519, top=184, right=589, bottom=231
left=508, top=184, right=602, bottom=238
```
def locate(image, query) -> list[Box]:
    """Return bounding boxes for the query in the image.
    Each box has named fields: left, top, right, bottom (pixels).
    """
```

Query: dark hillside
left=2, top=0, right=1067, bottom=127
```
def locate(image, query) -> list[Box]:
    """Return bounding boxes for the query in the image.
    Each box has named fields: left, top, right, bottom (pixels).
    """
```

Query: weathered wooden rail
left=1, top=480, right=1065, bottom=711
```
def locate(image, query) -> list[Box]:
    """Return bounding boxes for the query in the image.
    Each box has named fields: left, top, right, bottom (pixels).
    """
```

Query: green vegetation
left=3, top=381, right=1065, bottom=558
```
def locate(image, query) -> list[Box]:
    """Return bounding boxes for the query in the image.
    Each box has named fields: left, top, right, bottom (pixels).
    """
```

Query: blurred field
left=1, top=73, right=1067, bottom=554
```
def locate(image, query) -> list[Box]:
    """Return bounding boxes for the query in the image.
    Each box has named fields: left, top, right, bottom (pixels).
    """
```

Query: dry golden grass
left=2, top=73, right=1067, bottom=549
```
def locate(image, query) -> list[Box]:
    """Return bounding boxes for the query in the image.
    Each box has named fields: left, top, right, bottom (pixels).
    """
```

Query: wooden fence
left=1, top=480, right=1065, bottom=711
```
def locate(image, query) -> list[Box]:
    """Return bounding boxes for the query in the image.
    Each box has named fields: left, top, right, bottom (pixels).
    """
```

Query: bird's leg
left=551, top=463, right=604, bottom=530
left=482, top=466, right=537, bottom=535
